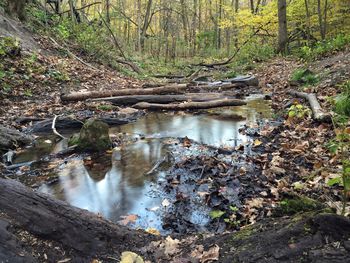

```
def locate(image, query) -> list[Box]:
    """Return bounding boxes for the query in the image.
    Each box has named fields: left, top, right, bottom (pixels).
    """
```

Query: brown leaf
left=118, top=214, right=139, bottom=226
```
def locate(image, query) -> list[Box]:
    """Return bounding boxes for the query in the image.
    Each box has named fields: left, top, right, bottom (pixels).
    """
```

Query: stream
left=15, top=95, right=271, bottom=234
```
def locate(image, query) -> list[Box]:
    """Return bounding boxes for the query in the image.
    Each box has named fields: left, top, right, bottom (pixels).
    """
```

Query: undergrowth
left=296, top=34, right=350, bottom=61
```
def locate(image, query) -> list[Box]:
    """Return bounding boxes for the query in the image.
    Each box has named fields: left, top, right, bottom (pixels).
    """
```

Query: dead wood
left=196, top=22, right=270, bottom=68
left=26, top=117, right=129, bottom=134
left=288, top=90, right=330, bottom=121
left=0, top=178, right=155, bottom=260
left=132, top=99, right=246, bottom=110
left=49, top=37, right=99, bottom=71
left=90, top=93, right=232, bottom=105
left=61, top=84, right=188, bottom=102
left=52, top=115, right=67, bottom=140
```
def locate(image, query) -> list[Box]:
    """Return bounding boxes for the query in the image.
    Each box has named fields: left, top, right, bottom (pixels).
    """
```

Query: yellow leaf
left=145, top=228, right=160, bottom=236
left=120, top=252, right=144, bottom=263
left=253, top=139, right=263, bottom=147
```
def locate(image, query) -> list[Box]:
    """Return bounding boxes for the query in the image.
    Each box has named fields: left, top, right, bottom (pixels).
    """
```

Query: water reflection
left=39, top=97, right=271, bottom=232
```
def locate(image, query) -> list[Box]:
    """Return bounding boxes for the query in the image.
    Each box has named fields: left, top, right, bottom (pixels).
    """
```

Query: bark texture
left=132, top=99, right=246, bottom=110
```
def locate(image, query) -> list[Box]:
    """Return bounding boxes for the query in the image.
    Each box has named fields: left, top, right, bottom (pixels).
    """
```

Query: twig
left=98, top=12, right=141, bottom=73
left=49, top=37, right=99, bottom=71
left=59, top=2, right=102, bottom=15
left=196, top=22, right=271, bottom=67
left=52, top=115, right=67, bottom=140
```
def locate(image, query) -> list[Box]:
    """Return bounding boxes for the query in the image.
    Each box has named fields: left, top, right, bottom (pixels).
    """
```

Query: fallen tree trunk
left=61, top=84, right=188, bottom=102
left=0, top=178, right=155, bottom=261
left=133, top=99, right=246, bottom=110
left=26, top=117, right=129, bottom=134
left=91, top=93, right=232, bottom=105
left=288, top=90, right=330, bottom=121
left=0, top=125, right=34, bottom=153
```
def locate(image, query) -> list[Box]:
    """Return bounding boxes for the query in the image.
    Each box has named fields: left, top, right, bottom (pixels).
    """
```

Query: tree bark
left=90, top=93, right=232, bottom=105
left=140, top=0, right=153, bottom=51
left=6, top=0, right=27, bottom=20
left=277, top=0, right=288, bottom=54
left=0, top=178, right=154, bottom=260
left=288, top=90, right=330, bottom=121
left=132, top=98, right=246, bottom=110
left=60, top=84, right=189, bottom=102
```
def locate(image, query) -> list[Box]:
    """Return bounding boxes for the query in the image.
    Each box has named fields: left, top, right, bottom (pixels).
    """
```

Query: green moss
left=231, top=225, right=256, bottom=241
left=68, top=133, right=80, bottom=147
left=73, top=119, right=112, bottom=152
left=0, top=37, right=20, bottom=58
left=275, top=196, right=325, bottom=216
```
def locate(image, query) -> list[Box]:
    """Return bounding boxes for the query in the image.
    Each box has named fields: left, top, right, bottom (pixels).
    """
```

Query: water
left=18, top=96, right=271, bottom=233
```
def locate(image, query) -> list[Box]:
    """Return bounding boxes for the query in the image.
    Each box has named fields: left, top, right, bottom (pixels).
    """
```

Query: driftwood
left=0, top=178, right=155, bottom=261
left=133, top=99, right=246, bottom=110
left=288, top=90, right=329, bottom=121
left=91, top=93, right=232, bottom=105
left=61, top=84, right=188, bottom=102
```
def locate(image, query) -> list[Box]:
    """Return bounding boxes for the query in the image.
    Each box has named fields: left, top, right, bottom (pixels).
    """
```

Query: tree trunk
left=277, top=0, right=288, bottom=54
left=140, top=0, right=153, bottom=51
left=132, top=98, right=246, bottom=110
left=6, top=0, right=27, bottom=20
left=106, top=0, right=111, bottom=24
left=90, top=93, right=233, bottom=105
left=68, top=0, right=76, bottom=24
left=0, top=178, right=154, bottom=261
left=60, top=84, right=189, bottom=102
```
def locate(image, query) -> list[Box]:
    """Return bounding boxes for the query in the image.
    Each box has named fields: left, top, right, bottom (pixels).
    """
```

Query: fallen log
left=26, top=117, right=129, bottom=134
left=288, top=90, right=330, bottom=121
left=0, top=178, right=155, bottom=261
left=61, top=84, right=188, bottom=102
left=132, top=99, right=246, bottom=110
left=0, top=125, right=34, bottom=153
left=91, top=93, right=232, bottom=105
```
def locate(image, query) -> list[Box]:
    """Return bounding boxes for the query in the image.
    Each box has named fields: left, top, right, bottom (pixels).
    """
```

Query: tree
left=6, top=0, right=27, bottom=20
left=277, top=0, right=288, bottom=54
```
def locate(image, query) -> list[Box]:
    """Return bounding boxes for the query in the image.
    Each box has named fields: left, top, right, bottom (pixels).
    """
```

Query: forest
left=0, top=0, right=350, bottom=262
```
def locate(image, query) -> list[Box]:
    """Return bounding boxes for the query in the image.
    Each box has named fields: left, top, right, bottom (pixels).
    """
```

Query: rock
left=0, top=125, right=33, bottom=153
left=117, top=107, right=140, bottom=118
left=225, top=75, right=259, bottom=86
left=70, top=119, right=112, bottom=152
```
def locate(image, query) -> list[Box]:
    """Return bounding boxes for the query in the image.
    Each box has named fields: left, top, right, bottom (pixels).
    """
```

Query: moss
left=71, top=119, right=112, bottom=152
left=275, top=196, right=325, bottom=216
left=68, top=133, right=80, bottom=147
left=231, top=225, right=257, bottom=241
left=0, top=37, right=21, bottom=58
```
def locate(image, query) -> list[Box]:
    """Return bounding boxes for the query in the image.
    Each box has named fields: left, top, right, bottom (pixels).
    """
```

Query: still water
left=35, top=96, right=271, bottom=232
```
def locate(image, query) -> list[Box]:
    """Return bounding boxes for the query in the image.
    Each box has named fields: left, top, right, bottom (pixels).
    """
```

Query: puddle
left=16, top=96, right=271, bottom=234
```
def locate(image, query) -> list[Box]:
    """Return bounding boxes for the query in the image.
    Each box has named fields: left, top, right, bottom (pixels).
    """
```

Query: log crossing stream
left=14, top=95, right=271, bottom=234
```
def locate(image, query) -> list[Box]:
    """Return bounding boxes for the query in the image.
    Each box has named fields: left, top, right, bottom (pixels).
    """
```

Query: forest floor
left=1, top=12, right=350, bottom=262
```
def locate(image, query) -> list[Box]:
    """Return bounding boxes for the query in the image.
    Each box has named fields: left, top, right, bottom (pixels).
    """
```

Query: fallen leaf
left=162, top=199, right=171, bottom=207
left=253, top=139, right=263, bottom=147
left=118, top=214, right=139, bottom=226
left=145, top=228, right=160, bottom=236
left=201, top=245, right=220, bottom=263
left=164, top=236, right=180, bottom=256
left=120, top=251, right=144, bottom=263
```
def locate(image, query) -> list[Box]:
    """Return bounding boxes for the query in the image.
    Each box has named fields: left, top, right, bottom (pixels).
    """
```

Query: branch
left=49, top=37, right=99, bottom=71
left=52, top=115, right=67, bottom=140
left=195, top=22, right=271, bottom=68
left=59, top=2, right=102, bottom=15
